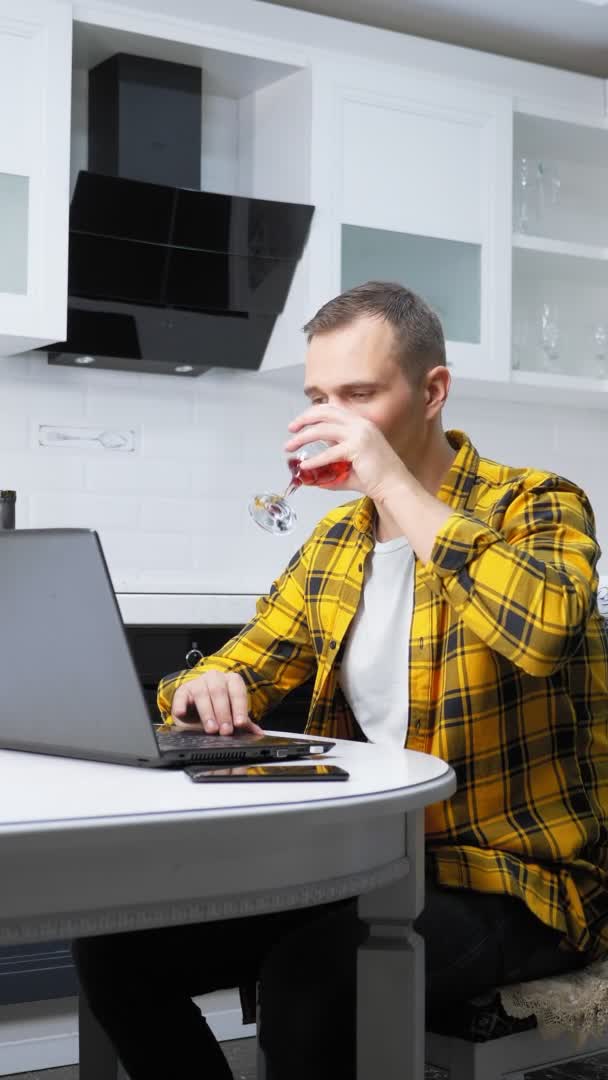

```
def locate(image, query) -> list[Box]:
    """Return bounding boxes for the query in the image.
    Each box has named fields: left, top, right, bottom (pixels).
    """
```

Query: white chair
left=426, top=961, right=608, bottom=1080
left=425, top=1025, right=608, bottom=1080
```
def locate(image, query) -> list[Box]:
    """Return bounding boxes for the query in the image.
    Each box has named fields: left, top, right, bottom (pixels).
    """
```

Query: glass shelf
left=513, top=114, right=608, bottom=248
left=512, top=247, right=608, bottom=380
left=0, top=173, right=29, bottom=295
left=513, top=233, right=608, bottom=262
left=512, top=113, right=608, bottom=381
left=341, top=224, right=481, bottom=344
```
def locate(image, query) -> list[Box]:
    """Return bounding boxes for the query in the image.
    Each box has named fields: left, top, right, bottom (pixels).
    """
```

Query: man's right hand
left=171, top=670, right=264, bottom=736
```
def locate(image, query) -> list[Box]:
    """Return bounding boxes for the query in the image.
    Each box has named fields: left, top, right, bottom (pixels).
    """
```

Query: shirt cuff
left=419, top=511, right=503, bottom=591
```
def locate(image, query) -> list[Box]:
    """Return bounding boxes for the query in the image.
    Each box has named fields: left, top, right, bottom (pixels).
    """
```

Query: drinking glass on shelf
left=512, top=313, right=530, bottom=372
left=536, top=161, right=561, bottom=226
left=593, top=323, right=608, bottom=379
left=249, top=437, right=352, bottom=535
left=514, top=156, right=531, bottom=233
left=540, top=303, right=560, bottom=372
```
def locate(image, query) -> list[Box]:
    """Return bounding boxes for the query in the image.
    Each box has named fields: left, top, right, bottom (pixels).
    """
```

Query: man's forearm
left=375, top=473, right=452, bottom=563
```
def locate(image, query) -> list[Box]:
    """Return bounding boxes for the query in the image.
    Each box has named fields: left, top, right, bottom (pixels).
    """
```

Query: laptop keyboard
left=156, top=730, right=261, bottom=751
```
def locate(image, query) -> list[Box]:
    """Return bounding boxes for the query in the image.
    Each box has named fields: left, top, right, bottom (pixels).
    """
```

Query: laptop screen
left=0, top=529, right=161, bottom=765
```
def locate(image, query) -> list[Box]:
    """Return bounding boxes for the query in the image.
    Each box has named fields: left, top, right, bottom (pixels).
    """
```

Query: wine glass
left=514, top=156, right=531, bottom=233
left=540, top=303, right=560, bottom=372
left=249, top=437, right=351, bottom=535
left=593, top=323, right=608, bottom=379
left=512, top=313, right=530, bottom=372
left=536, top=161, right=561, bottom=232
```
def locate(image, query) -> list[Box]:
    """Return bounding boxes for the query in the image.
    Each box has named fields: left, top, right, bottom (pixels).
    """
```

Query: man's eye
left=311, top=398, right=325, bottom=405
left=352, top=392, right=371, bottom=400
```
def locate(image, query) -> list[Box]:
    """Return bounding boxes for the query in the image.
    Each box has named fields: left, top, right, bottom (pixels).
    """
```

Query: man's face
left=303, top=315, right=428, bottom=466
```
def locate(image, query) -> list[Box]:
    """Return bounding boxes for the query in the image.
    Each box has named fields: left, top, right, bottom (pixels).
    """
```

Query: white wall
left=444, top=394, right=608, bottom=573
left=0, top=354, right=346, bottom=594
left=1, top=355, right=606, bottom=587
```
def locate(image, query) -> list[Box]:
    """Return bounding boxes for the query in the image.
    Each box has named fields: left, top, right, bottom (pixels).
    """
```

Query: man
left=74, top=282, right=608, bottom=1080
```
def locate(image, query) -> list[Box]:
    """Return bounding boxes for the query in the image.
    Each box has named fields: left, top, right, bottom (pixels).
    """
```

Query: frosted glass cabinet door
left=342, top=225, right=481, bottom=349
left=0, top=174, right=29, bottom=295
left=0, top=0, right=71, bottom=356
left=333, top=75, right=512, bottom=381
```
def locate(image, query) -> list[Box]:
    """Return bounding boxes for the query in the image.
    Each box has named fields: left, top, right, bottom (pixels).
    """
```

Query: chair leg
left=426, top=1032, right=506, bottom=1080
left=78, top=989, right=121, bottom=1080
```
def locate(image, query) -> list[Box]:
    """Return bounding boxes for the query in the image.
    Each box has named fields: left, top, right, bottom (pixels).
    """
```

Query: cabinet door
left=330, top=70, right=512, bottom=382
left=0, top=0, right=71, bottom=355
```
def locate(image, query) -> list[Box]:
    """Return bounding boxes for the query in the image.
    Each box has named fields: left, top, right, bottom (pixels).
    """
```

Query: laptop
left=0, top=529, right=334, bottom=768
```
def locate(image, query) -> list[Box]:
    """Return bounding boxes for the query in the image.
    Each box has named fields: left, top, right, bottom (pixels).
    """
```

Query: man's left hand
left=284, top=405, right=408, bottom=502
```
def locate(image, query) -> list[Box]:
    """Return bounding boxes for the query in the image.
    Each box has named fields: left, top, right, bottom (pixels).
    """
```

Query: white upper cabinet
left=0, top=0, right=71, bottom=356
left=511, top=111, right=608, bottom=392
left=320, top=67, right=513, bottom=382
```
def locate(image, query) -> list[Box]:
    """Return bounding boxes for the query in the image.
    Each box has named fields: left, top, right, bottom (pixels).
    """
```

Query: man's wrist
left=372, top=474, right=452, bottom=562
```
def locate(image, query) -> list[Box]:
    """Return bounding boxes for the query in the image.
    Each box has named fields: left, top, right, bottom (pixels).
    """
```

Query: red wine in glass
left=287, top=457, right=352, bottom=489
left=249, top=439, right=351, bottom=535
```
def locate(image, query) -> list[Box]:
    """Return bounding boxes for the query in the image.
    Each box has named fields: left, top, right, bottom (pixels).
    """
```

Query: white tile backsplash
left=0, top=452, right=84, bottom=491
left=138, top=495, right=239, bottom=535
left=140, top=423, right=237, bottom=464
left=2, top=377, right=87, bottom=423
left=0, top=354, right=345, bottom=592
left=29, top=491, right=139, bottom=531
left=0, top=414, right=29, bottom=450
left=85, top=459, right=191, bottom=497
left=1, top=353, right=607, bottom=592
left=84, top=384, right=196, bottom=427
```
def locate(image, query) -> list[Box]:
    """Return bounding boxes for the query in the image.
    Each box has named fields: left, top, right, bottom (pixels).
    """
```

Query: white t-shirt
left=338, top=534, right=415, bottom=748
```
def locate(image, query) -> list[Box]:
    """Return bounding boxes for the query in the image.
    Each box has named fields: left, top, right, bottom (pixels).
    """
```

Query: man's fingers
left=227, top=674, right=250, bottom=729
left=191, top=681, right=219, bottom=732
left=172, top=681, right=218, bottom=732
left=170, top=672, right=257, bottom=736
left=171, top=685, right=190, bottom=719
left=172, top=716, right=206, bottom=731
left=246, top=719, right=265, bottom=735
left=207, top=679, right=235, bottom=734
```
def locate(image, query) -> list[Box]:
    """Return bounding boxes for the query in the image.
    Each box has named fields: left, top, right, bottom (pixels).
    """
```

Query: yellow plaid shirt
left=158, top=431, right=608, bottom=958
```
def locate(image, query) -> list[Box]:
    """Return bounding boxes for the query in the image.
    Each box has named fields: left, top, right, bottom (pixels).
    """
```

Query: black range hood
left=47, top=54, right=314, bottom=377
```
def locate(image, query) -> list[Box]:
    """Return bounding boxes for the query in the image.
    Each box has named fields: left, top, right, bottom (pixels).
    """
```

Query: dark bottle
left=0, top=491, right=16, bottom=530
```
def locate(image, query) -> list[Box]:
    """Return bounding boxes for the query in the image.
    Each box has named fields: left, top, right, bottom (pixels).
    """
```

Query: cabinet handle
left=185, top=644, right=204, bottom=668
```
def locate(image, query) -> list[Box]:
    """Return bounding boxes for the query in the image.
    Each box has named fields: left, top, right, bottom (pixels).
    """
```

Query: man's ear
left=424, top=365, right=451, bottom=417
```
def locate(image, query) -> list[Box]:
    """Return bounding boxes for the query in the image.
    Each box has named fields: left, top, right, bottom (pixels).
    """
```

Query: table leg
left=356, top=808, right=425, bottom=1080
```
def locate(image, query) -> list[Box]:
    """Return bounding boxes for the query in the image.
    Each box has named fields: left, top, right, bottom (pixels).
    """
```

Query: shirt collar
left=437, top=430, right=480, bottom=512
left=350, top=430, right=479, bottom=535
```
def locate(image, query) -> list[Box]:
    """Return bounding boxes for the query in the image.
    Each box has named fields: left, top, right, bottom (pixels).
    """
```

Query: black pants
left=73, top=880, right=586, bottom=1080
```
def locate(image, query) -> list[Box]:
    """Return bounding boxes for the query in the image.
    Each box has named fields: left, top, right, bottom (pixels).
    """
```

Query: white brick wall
left=443, top=396, right=608, bottom=569
left=0, top=354, right=346, bottom=592
left=1, top=352, right=606, bottom=593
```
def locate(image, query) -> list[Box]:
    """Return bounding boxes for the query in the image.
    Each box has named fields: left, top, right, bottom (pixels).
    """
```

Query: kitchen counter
left=114, top=576, right=608, bottom=627
left=116, top=591, right=258, bottom=626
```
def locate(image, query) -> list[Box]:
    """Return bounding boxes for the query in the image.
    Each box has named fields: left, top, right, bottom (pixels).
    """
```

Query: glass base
left=249, top=493, right=297, bottom=535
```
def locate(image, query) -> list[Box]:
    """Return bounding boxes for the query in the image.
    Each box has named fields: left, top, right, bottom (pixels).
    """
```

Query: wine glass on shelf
left=592, top=323, right=608, bottom=379
left=535, top=161, right=561, bottom=231
left=249, top=436, right=352, bottom=535
left=540, top=303, right=560, bottom=372
left=546, top=161, right=561, bottom=207
left=512, top=313, right=530, bottom=372
left=514, top=156, right=531, bottom=234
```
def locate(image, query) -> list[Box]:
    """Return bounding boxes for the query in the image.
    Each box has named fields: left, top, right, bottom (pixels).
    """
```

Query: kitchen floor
left=3, top=1045, right=608, bottom=1079
left=1, top=1041, right=452, bottom=1079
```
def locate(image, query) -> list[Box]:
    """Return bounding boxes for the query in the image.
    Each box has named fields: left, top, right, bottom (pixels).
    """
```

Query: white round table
left=0, top=736, right=456, bottom=1079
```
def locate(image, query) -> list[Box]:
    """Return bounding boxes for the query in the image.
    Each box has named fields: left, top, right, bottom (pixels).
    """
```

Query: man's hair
left=302, top=281, right=446, bottom=384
